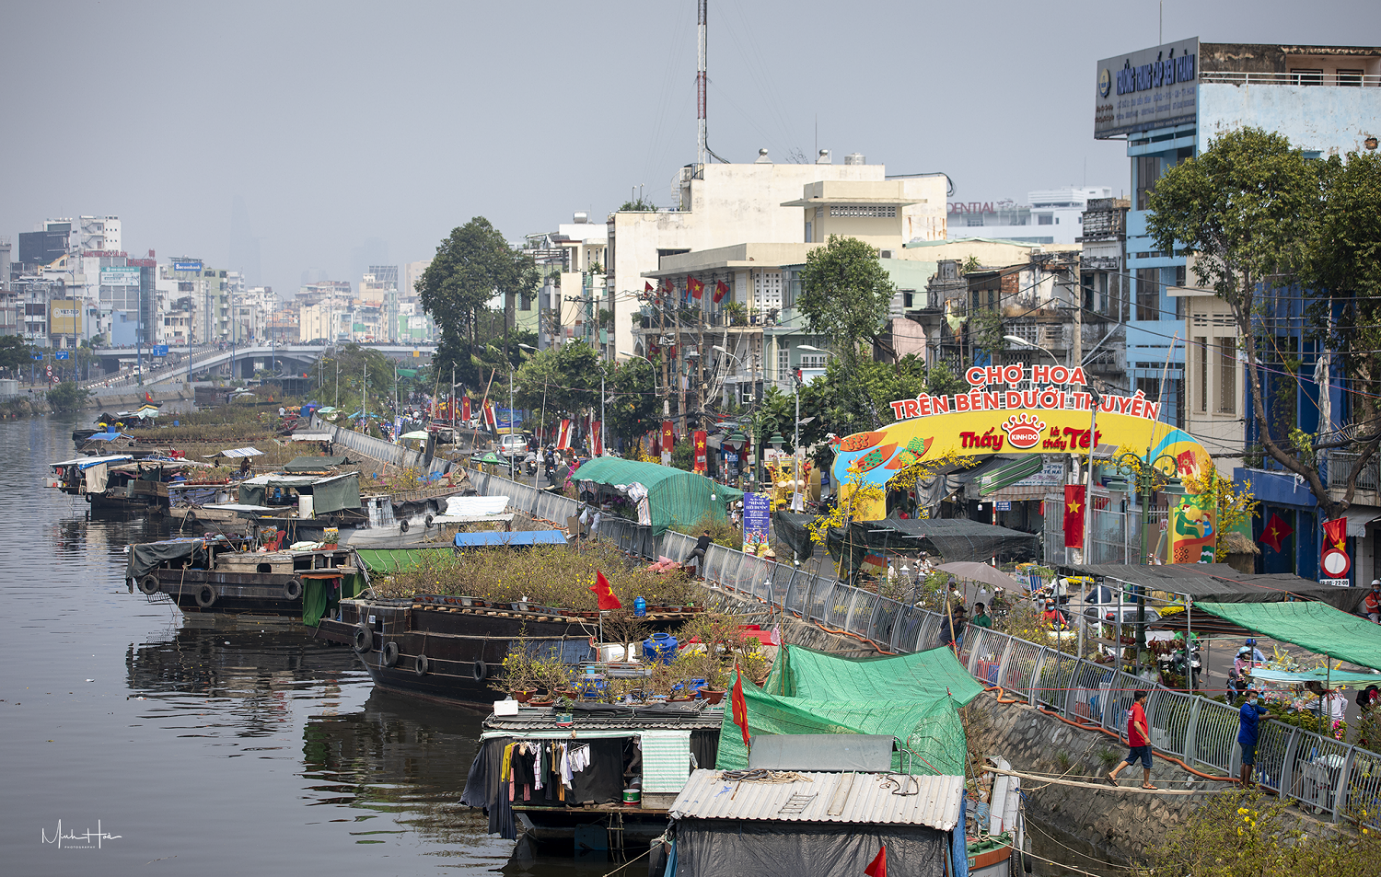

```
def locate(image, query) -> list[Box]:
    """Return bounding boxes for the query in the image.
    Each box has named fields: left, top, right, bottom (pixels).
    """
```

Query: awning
left=977, top=456, right=1043, bottom=495
left=454, top=530, right=567, bottom=548
left=211, top=447, right=264, bottom=459
left=1247, top=667, right=1381, bottom=689
left=935, top=561, right=1021, bottom=590
left=1344, top=506, right=1381, bottom=537
left=826, top=516, right=1038, bottom=570
left=283, top=455, right=351, bottom=472
left=399, top=430, right=430, bottom=440
left=53, top=454, right=134, bottom=470
left=1195, top=601, right=1381, bottom=672
left=290, top=432, right=333, bottom=441
left=1064, top=562, right=1366, bottom=611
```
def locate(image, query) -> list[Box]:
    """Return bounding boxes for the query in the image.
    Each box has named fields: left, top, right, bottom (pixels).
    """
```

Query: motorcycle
left=523, top=455, right=539, bottom=477
left=1157, top=642, right=1202, bottom=689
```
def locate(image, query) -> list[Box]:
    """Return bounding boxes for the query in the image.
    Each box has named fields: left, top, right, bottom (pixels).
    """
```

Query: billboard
left=1094, top=38, right=1199, bottom=139
left=101, top=266, right=141, bottom=287
left=50, top=300, right=82, bottom=335
left=173, top=261, right=203, bottom=273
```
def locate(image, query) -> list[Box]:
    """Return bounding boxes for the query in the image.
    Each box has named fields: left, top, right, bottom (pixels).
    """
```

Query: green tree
left=605, top=358, right=661, bottom=451
left=47, top=381, right=91, bottom=413
left=512, top=342, right=602, bottom=428
left=1148, top=128, right=1378, bottom=517
left=798, top=235, right=896, bottom=349
left=0, top=336, right=33, bottom=375
left=416, top=217, right=538, bottom=389
left=315, top=344, right=400, bottom=415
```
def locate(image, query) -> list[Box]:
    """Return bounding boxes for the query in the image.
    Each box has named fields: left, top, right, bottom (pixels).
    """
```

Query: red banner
left=1062, top=484, right=1086, bottom=549
left=590, top=421, right=603, bottom=457
left=461, top=395, right=471, bottom=422
left=1262, top=512, right=1294, bottom=553
left=662, top=421, right=675, bottom=460
left=693, top=430, right=708, bottom=473
left=556, top=419, right=572, bottom=449
left=482, top=401, right=496, bottom=429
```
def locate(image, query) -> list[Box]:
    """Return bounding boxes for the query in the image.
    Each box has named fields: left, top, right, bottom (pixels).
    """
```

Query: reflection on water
left=0, top=411, right=1115, bottom=876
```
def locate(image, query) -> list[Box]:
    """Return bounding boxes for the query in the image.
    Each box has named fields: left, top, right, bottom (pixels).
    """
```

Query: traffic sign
left=1321, top=578, right=1351, bottom=587
left=55, top=351, right=69, bottom=360
left=31, top=353, right=43, bottom=361
left=1321, top=547, right=1351, bottom=578
left=152, top=345, right=169, bottom=357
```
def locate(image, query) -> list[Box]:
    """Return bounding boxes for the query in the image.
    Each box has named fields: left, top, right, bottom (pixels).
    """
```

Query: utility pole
left=696, top=0, right=707, bottom=168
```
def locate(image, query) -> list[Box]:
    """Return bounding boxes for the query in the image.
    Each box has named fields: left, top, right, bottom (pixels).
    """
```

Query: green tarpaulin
left=763, top=644, right=986, bottom=705
left=1195, top=601, right=1381, bottom=672
left=302, top=579, right=330, bottom=627
left=716, top=645, right=975, bottom=777
left=357, top=547, right=453, bottom=574
left=571, top=457, right=742, bottom=535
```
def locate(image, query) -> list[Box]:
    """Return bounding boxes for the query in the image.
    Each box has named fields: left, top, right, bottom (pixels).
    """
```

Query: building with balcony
left=1094, top=38, right=1381, bottom=581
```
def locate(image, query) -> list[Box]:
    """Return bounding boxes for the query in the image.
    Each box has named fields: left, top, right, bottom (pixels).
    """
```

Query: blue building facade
left=1094, top=40, right=1381, bottom=581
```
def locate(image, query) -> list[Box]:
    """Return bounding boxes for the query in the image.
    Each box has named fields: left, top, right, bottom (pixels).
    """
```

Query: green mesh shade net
left=1195, top=601, right=1381, bottom=672
left=716, top=645, right=982, bottom=777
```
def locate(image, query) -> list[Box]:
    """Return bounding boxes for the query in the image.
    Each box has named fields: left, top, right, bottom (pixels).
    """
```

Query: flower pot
left=528, top=698, right=555, bottom=708
left=670, top=694, right=695, bottom=703
left=697, top=687, right=726, bottom=705
left=513, top=690, right=534, bottom=703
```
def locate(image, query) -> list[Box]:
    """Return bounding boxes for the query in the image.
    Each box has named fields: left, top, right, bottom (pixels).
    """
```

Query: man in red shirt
left=1106, top=690, right=1156, bottom=789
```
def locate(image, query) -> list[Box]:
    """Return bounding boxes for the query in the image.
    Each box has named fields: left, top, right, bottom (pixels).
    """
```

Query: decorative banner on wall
left=661, top=421, right=675, bottom=464
left=693, top=430, right=708, bottom=473
left=1169, top=493, right=1217, bottom=564
left=461, top=395, right=471, bottom=423
left=742, top=492, right=771, bottom=554
left=831, top=363, right=1212, bottom=522
left=1062, top=485, right=1086, bottom=549
left=590, top=421, right=603, bottom=457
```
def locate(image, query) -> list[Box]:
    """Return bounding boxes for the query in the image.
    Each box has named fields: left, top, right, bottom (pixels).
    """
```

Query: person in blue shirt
left=1238, top=688, right=1269, bottom=787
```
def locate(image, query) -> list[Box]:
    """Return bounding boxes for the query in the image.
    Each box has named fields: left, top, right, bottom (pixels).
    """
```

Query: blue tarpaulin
left=453, top=530, right=568, bottom=548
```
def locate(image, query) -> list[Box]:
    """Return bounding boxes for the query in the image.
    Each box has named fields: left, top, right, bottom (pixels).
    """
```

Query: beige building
left=1175, top=281, right=1245, bottom=473
left=606, top=155, right=948, bottom=363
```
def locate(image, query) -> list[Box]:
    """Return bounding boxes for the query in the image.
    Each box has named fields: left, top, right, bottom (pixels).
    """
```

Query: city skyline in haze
left=3, top=0, right=1378, bottom=298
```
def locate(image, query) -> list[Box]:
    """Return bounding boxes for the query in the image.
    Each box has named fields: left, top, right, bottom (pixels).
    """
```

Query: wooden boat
left=125, top=534, right=364, bottom=617
left=50, top=455, right=212, bottom=514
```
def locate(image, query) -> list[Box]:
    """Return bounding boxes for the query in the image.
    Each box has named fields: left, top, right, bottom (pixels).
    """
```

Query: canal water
left=1, top=411, right=1117, bottom=876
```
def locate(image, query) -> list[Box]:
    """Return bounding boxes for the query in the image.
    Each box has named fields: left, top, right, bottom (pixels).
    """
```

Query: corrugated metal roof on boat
left=669, top=769, right=962, bottom=830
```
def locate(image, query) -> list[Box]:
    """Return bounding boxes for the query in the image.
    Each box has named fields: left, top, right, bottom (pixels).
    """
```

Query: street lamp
left=1113, top=449, right=1182, bottom=668
left=1003, top=334, right=1061, bottom=367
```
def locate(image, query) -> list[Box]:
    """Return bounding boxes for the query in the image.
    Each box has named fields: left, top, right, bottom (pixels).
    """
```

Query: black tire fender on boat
left=283, top=578, right=303, bottom=601
left=138, top=575, right=161, bottom=596
left=195, top=585, right=216, bottom=608
left=414, top=653, right=430, bottom=677
left=471, top=659, right=487, bottom=681
left=424, top=514, right=434, bottom=529
left=398, top=519, right=410, bottom=534
left=352, top=624, right=373, bottom=653
left=184, top=509, right=197, bottom=523
left=381, top=641, right=400, bottom=668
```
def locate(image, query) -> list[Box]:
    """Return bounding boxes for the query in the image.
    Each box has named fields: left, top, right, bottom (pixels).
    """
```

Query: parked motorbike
left=1157, top=642, right=1202, bottom=689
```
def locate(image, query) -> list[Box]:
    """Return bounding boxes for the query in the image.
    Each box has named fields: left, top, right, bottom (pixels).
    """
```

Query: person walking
left=1106, top=690, right=1156, bottom=789
left=1237, top=688, right=1269, bottom=787
left=971, top=603, right=993, bottom=629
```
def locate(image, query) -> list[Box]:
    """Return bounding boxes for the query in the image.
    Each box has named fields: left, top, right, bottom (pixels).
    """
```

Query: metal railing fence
left=365, top=454, right=1379, bottom=826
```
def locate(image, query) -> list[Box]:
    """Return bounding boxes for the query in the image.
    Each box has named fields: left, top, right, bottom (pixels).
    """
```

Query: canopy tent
left=1066, top=563, right=1368, bottom=613
left=238, top=472, right=360, bottom=514
left=282, top=455, right=352, bottom=472
left=470, top=452, right=508, bottom=465
left=935, top=561, right=1021, bottom=591
left=1194, top=601, right=1381, bottom=672
left=290, top=432, right=333, bottom=441
left=717, top=645, right=977, bottom=777
left=570, top=457, right=743, bottom=535
left=433, top=495, right=511, bottom=523
left=825, top=516, right=1038, bottom=573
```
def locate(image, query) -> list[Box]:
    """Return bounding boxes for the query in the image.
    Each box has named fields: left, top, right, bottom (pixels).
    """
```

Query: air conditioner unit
left=879, top=249, right=894, bottom=259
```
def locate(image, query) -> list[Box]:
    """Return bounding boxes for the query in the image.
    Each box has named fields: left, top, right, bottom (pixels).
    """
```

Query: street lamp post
left=1111, top=450, right=1182, bottom=669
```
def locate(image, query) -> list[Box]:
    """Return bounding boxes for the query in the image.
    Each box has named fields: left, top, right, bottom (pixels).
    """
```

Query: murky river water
left=0, top=411, right=1116, bottom=876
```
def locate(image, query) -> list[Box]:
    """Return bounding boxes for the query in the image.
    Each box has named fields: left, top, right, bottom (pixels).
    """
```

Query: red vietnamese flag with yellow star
left=713, top=279, right=730, bottom=303
left=589, top=571, right=621, bottom=611
left=1063, top=484, right=1086, bottom=548
left=1261, top=512, right=1294, bottom=553
left=689, top=277, right=705, bottom=300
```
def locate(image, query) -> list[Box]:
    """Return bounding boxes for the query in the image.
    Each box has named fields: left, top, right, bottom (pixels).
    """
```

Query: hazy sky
left=4, top=1, right=1378, bottom=298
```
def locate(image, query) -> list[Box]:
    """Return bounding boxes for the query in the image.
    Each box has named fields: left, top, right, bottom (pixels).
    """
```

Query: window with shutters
left=1194, top=336, right=1208, bottom=412
left=1216, top=337, right=1237, bottom=414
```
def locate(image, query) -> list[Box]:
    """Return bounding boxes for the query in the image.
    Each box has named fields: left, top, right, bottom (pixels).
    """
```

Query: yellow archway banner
left=830, top=364, right=1212, bottom=521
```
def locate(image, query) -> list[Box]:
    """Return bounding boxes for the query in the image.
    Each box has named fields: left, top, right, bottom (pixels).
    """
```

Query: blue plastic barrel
left=643, top=632, right=678, bottom=664
left=633, top=596, right=647, bottom=617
